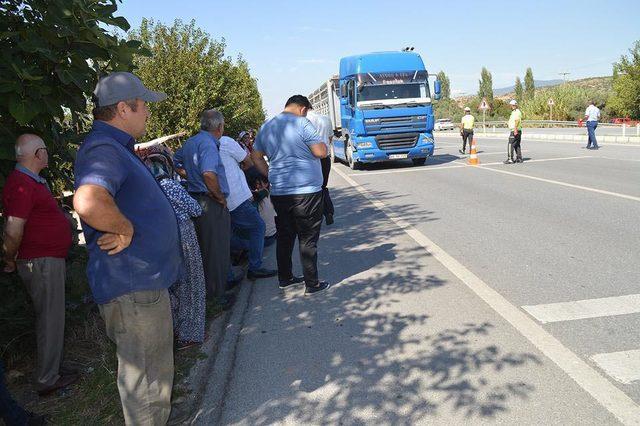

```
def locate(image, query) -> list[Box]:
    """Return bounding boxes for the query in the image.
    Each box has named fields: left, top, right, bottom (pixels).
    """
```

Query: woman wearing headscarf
left=145, top=152, right=206, bottom=349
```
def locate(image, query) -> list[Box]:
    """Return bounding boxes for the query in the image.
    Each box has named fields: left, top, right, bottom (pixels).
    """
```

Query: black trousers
left=320, top=157, right=334, bottom=218
left=461, top=130, right=474, bottom=152
left=192, top=194, right=230, bottom=298
left=508, top=131, right=523, bottom=161
left=270, top=191, right=323, bottom=287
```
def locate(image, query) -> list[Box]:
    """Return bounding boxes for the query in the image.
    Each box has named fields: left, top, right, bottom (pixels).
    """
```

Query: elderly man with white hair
left=2, top=133, right=76, bottom=396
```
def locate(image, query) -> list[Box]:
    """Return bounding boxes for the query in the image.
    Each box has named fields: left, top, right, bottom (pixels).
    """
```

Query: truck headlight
left=357, top=142, right=373, bottom=149
left=421, top=136, right=433, bottom=144
left=364, top=118, right=381, bottom=125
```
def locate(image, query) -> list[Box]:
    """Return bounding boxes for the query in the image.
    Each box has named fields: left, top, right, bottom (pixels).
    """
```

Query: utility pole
left=559, top=72, right=571, bottom=83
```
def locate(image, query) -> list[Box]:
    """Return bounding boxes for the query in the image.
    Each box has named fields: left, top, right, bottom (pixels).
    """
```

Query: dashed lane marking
left=522, top=294, right=640, bottom=323
left=591, top=350, right=640, bottom=385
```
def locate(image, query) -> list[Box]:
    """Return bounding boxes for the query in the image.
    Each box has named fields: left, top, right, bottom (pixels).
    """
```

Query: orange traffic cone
left=468, top=139, right=480, bottom=165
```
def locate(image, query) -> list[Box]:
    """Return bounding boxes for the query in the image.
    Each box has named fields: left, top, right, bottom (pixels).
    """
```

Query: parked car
left=434, top=118, right=455, bottom=131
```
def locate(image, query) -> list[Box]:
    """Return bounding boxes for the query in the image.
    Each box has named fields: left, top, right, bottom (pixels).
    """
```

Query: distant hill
left=494, top=79, right=563, bottom=96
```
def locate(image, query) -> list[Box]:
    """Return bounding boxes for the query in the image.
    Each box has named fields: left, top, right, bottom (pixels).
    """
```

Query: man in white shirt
left=584, top=101, right=601, bottom=150
left=219, top=136, right=277, bottom=280
left=306, top=107, right=335, bottom=225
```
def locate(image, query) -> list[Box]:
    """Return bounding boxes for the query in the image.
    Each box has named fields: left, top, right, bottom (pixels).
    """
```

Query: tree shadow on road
left=219, top=185, right=541, bottom=425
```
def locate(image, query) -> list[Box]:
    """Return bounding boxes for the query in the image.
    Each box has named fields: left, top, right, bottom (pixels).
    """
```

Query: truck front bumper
left=352, top=142, right=434, bottom=163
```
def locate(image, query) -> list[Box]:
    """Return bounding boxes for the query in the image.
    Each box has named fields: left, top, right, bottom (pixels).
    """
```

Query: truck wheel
left=347, top=145, right=362, bottom=170
left=412, top=158, right=427, bottom=166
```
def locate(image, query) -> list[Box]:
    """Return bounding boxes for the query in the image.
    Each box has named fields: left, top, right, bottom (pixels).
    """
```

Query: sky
left=118, top=0, right=639, bottom=118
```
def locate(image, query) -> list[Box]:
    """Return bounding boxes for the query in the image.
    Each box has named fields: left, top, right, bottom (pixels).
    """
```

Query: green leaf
left=9, top=95, right=39, bottom=125
left=0, top=143, right=16, bottom=161
left=103, top=16, right=131, bottom=32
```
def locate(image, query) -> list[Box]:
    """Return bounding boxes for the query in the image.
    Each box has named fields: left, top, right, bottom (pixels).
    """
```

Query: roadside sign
left=547, top=98, right=555, bottom=106
left=479, top=98, right=490, bottom=111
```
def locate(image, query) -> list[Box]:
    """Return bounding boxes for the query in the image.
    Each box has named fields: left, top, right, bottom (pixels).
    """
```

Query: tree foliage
left=514, top=77, right=523, bottom=104
left=607, top=40, right=640, bottom=119
left=132, top=19, right=265, bottom=145
left=0, top=0, right=145, bottom=192
left=524, top=67, right=535, bottom=101
left=477, top=67, right=494, bottom=106
left=433, top=98, right=460, bottom=121
left=436, top=71, right=450, bottom=99
left=521, top=84, right=608, bottom=121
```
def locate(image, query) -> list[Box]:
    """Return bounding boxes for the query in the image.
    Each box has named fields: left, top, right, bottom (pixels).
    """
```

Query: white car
left=434, top=118, right=455, bottom=131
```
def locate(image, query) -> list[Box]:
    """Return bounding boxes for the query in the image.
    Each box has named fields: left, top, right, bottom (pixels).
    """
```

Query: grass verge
left=1, top=245, right=225, bottom=424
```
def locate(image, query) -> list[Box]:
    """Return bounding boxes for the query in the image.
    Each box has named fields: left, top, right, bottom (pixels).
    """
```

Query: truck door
left=341, top=80, right=356, bottom=139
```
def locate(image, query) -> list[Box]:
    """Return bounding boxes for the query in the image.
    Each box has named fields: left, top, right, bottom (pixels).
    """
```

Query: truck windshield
left=358, top=82, right=429, bottom=102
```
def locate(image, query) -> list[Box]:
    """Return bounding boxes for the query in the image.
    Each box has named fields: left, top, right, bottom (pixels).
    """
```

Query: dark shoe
left=515, top=158, right=523, bottom=163
left=278, top=276, right=304, bottom=289
left=38, top=374, right=79, bottom=396
left=325, top=214, right=334, bottom=225
left=459, top=149, right=464, bottom=154
left=592, top=146, right=599, bottom=150
left=247, top=268, right=278, bottom=280
left=503, top=159, right=514, bottom=164
left=304, top=281, right=330, bottom=296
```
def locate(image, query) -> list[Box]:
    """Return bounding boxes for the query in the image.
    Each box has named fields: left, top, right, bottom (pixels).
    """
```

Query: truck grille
left=379, top=116, right=411, bottom=124
left=375, top=133, right=418, bottom=150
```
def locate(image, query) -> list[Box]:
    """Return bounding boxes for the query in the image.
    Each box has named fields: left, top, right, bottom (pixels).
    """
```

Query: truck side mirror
left=434, top=80, right=442, bottom=100
left=340, top=98, right=348, bottom=106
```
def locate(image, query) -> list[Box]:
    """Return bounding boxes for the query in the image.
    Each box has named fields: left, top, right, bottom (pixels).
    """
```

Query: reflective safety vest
left=508, top=109, right=523, bottom=130
left=461, top=114, right=475, bottom=130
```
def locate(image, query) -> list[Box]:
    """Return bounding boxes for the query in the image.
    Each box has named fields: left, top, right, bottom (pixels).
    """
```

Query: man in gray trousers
left=74, top=72, right=182, bottom=424
left=174, top=110, right=233, bottom=308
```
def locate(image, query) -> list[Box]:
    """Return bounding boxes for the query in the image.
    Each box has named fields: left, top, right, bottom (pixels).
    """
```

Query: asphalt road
left=201, top=136, right=640, bottom=425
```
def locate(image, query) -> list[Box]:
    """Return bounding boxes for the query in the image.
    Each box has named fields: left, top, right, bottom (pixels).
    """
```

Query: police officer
left=505, top=99, right=523, bottom=164
left=459, top=107, right=475, bottom=154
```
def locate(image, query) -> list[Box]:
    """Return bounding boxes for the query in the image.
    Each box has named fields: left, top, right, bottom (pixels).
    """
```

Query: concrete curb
left=190, top=277, right=254, bottom=425
left=169, top=308, right=230, bottom=425
left=435, top=132, right=640, bottom=145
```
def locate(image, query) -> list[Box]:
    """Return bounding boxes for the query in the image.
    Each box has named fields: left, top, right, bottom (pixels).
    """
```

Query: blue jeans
left=0, top=360, right=28, bottom=426
left=230, top=199, right=266, bottom=271
left=587, top=121, right=598, bottom=148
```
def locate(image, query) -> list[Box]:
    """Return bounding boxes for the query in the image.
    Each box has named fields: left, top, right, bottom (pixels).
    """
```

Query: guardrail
left=462, top=120, right=640, bottom=136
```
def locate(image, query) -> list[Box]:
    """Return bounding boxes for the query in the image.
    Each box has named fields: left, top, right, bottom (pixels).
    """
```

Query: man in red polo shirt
left=2, top=134, right=77, bottom=396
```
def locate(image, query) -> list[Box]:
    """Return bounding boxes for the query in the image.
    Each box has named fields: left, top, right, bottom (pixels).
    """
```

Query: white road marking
left=522, top=294, right=640, bottom=323
left=477, top=165, right=640, bottom=202
left=349, top=155, right=591, bottom=177
left=334, top=166, right=640, bottom=425
left=591, top=350, right=640, bottom=384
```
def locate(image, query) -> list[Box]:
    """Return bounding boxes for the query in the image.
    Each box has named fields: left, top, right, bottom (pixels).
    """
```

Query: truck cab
left=333, top=51, right=438, bottom=169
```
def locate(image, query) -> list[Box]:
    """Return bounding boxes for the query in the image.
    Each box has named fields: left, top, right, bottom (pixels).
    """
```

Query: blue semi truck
left=308, top=50, right=441, bottom=170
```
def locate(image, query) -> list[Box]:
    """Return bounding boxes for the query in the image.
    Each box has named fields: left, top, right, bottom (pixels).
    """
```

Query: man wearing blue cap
left=73, top=72, right=181, bottom=425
